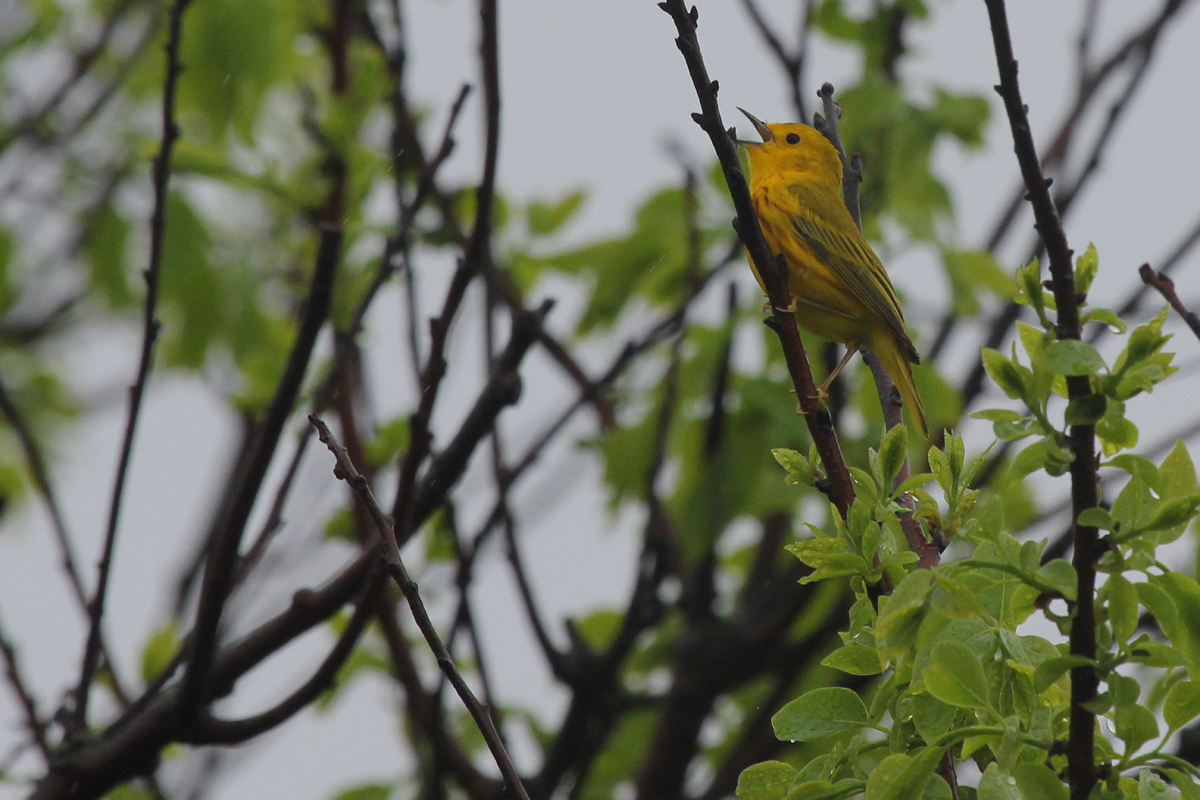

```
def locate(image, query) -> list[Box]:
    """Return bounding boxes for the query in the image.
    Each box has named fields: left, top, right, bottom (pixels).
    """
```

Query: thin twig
left=0, top=614, right=51, bottom=761
left=1139, top=264, right=1200, bottom=342
left=73, top=0, right=192, bottom=729
left=0, top=372, right=84, bottom=607
left=310, top=416, right=532, bottom=800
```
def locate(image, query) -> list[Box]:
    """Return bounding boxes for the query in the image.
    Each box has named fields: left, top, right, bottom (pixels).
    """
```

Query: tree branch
left=1139, top=264, right=1200, bottom=343
left=658, top=0, right=854, bottom=517
left=179, top=223, right=342, bottom=719
left=983, top=4, right=1098, bottom=798
left=72, top=0, right=192, bottom=728
left=310, top=417, right=531, bottom=800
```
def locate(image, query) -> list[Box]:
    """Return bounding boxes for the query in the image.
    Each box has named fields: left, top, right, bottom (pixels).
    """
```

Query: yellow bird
left=737, top=109, right=928, bottom=438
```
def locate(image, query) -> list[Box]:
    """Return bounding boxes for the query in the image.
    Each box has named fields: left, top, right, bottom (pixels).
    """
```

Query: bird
left=736, top=108, right=928, bottom=438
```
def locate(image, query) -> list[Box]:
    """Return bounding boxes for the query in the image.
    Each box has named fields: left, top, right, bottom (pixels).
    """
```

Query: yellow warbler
left=737, top=109, right=928, bottom=438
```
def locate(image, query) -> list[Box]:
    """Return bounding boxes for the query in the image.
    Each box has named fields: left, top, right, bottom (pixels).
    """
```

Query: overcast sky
left=3, top=2, right=1200, bottom=798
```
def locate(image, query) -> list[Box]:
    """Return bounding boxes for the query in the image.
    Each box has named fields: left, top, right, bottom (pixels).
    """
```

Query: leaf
left=1137, top=582, right=1179, bottom=630
left=1109, top=574, right=1139, bottom=644
left=981, top=349, right=1026, bottom=399
left=1044, top=340, right=1106, bottom=376
left=822, top=644, right=885, bottom=676
left=141, top=620, right=181, bottom=684
left=1164, top=770, right=1200, bottom=800
left=735, top=761, right=797, bottom=800
left=978, top=762, right=1019, bottom=800
left=1106, top=454, right=1165, bottom=493
left=329, top=785, right=392, bottom=800
left=865, top=746, right=947, bottom=800
left=1139, top=768, right=1182, bottom=800
left=528, top=189, right=586, bottom=235
left=772, top=687, right=868, bottom=742
left=875, top=569, right=933, bottom=660
left=878, top=424, right=908, bottom=489
left=1036, top=559, right=1077, bottom=601
left=1014, top=762, right=1068, bottom=800
left=1083, top=307, right=1128, bottom=334
left=1165, top=681, right=1200, bottom=732
left=923, top=640, right=991, bottom=710
left=1075, top=243, right=1099, bottom=296
left=1077, top=507, right=1115, bottom=530
left=1034, top=655, right=1095, bottom=693
left=1114, top=702, right=1158, bottom=754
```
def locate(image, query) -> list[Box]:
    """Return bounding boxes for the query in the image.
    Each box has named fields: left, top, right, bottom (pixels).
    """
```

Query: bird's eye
left=786, top=133, right=800, bottom=145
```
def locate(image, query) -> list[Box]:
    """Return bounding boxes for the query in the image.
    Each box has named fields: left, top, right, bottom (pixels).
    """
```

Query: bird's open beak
left=736, top=107, right=773, bottom=146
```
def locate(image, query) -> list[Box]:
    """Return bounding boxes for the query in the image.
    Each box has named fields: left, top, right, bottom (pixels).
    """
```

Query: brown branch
left=0, top=614, right=51, bottom=761
left=658, top=0, right=854, bottom=517
left=310, top=416, right=531, bottom=800
left=72, top=0, right=192, bottom=728
left=983, top=4, right=1098, bottom=799
left=0, top=372, right=85, bottom=608
left=179, top=223, right=342, bottom=719
left=191, top=569, right=381, bottom=745
left=1139, top=264, right=1200, bottom=342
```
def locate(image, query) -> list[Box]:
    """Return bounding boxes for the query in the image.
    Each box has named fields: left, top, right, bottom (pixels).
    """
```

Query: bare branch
left=310, top=416, right=531, bottom=800
left=73, top=0, right=192, bottom=728
left=0, top=614, right=51, bottom=761
left=1139, top=264, right=1200, bottom=343
left=179, top=224, right=342, bottom=719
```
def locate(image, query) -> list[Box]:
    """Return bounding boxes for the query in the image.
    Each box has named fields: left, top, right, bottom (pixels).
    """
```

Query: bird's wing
left=788, top=181, right=919, bottom=362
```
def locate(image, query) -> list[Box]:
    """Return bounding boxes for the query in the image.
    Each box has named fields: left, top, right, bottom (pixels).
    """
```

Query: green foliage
left=754, top=246, right=1200, bottom=796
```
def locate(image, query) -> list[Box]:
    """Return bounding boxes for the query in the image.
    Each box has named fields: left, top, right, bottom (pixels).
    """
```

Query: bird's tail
left=872, top=336, right=928, bottom=439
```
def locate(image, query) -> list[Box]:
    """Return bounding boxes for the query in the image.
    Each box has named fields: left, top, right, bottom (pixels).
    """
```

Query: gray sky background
left=3, top=1, right=1200, bottom=798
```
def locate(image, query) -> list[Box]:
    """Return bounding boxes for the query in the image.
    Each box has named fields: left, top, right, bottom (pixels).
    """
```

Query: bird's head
left=736, top=109, right=842, bottom=185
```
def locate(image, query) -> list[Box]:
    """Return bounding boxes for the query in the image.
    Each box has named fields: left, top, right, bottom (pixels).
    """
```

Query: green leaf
left=1139, top=769, right=1182, bottom=800
left=864, top=746, right=947, bottom=800
left=1008, top=438, right=1049, bottom=483
left=1114, top=703, right=1158, bottom=754
left=981, top=348, right=1026, bottom=399
left=822, top=644, right=884, bottom=676
left=1034, top=655, right=1095, bottom=693
left=141, top=620, right=181, bottom=685
left=1165, top=681, right=1200, bottom=732
left=1044, top=340, right=1106, bottom=376
left=924, top=641, right=991, bottom=710
left=1077, top=507, right=1115, bottom=530
left=1137, top=582, right=1179, bottom=630
left=772, top=687, right=868, bottom=742
left=1075, top=243, right=1099, bottom=296
left=527, top=189, right=586, bottom=236
left=1083, top=307, right=1128, bottom=334
left=1106, top=454, right=1165, bottom=493
left=1109, top=574, right=1139, bottom=644
left=1014, top=762, right=1068, bottom=800
left=329, top=784, right=392, bottom=800
left=1165, top=770, right=1200, bottom=800
left=735, top=761, right=797, bottom=800
left=1036, top=559, right=1077, bottom=601
left=978, top=762, right=1019, bottom=800
left=878, top=423, right=908, bottom=489
left=875, top=569, right=933, bottom=660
